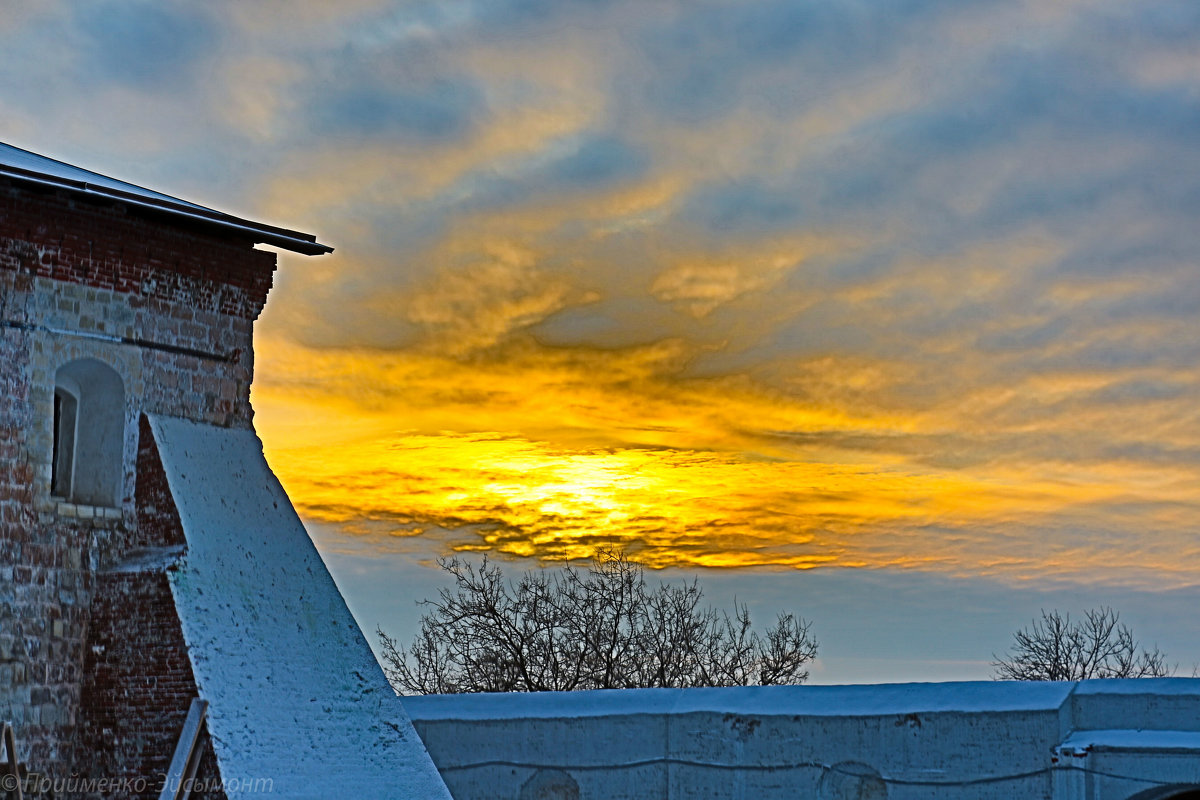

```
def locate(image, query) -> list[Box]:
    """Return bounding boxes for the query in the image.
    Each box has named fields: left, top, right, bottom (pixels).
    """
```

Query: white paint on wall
left=405, top=679, right=1200, bottom=800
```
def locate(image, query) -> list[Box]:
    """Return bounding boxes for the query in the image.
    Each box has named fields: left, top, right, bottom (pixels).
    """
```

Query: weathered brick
left=2, top=177, right=266, bottom=796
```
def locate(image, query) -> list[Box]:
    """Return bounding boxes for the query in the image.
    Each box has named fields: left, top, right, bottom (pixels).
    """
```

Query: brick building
left=0, top=143, right=449, bottom=798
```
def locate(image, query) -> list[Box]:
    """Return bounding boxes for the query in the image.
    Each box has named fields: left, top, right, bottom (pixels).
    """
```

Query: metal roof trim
left=0, top=152, right=332, bottom=256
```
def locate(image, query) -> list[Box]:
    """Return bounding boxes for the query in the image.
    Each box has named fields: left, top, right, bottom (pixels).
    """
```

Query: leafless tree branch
left=993, top=607, right=1171, bottom=681
left=379, top=548, right=819, bottom=694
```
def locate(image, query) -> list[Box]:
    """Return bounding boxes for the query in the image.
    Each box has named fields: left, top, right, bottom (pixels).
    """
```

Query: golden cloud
left=253, top=332, right=1200, bottom=589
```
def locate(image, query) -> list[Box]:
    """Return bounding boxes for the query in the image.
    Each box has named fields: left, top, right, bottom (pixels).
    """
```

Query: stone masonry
left=0, top=172, right=280, bottom=788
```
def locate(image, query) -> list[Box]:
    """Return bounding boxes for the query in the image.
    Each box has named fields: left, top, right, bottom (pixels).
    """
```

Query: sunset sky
left=5, top=0, right=1200, bottom=682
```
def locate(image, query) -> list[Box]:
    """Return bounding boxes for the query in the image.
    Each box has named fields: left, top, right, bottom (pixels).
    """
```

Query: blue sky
left=5, top=0, right=1200, bottom=682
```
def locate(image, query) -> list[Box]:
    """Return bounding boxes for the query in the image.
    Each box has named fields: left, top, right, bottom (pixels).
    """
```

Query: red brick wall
left=74, top=572, right=203, bottom=798
left=0, top=179, right=275, bottom=319
left=132, top=416, right=185, bottom=552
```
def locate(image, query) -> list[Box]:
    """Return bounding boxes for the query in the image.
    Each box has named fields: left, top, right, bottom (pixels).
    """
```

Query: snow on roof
left=1072, top=677, right=1200, bottom=696
left=1059, top=729, right=1200, bottom=752
left=148, top=415, right=449, bottom=799
left=0, top=142, right=331, bottom=255
left=0, top=142, right=210, bottom=210
left=403, top=680, right=1077, bottom=722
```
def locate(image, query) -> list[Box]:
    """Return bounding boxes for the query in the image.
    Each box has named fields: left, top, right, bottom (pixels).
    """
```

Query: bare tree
left=993, top=607, right=1171, bottom=681
left=378, top=549, right=818, bottom=694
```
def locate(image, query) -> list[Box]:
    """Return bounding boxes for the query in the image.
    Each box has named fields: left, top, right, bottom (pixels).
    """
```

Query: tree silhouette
left=379, top=549, right=818, bottom=694
left=993, top=607, right=1170, bottom=681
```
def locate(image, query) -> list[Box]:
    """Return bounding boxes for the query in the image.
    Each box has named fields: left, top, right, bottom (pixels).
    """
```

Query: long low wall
left=403, top=678, right=1200, bottom=800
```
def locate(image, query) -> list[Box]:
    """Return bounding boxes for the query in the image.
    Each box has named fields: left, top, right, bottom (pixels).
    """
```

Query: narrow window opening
left=53, top=359, right=123, bottom=508
left=51, top=387, right=78, bottom=498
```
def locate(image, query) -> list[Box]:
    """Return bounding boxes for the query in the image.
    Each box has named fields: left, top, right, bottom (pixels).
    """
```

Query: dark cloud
left=72, top=1, right=217, bottom=89
left=1033, top=335, right=1200, bottom=373
left=1089, top=0, right=1200, bottom=46
left=472, top=0, right=624, bottom=31
left=533, top=299, right=677, bottom=350
left=679, top=180, right=801, bottom=233
left=315, top=79, right=485, bottom=142
left=545, top=135, right=646, bottom=187
left=251, top=0, right=1200, bottom=375
left=406, top=133, right=649, bottom=220
left=657, top=11, right=1200, bottom=251
left=975, top=319, right=1072, bottom=355
left=1086, top=378, right=1194, bottom=406
left=635, top=0, right=958, bottom=122
left=764, top=420, right=1200, bottom=472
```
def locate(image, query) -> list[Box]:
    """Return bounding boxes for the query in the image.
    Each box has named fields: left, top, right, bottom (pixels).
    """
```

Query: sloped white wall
left=150, top=414, right=450, bottom=799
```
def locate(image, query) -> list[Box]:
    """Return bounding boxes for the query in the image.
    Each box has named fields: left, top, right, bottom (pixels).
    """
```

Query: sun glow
left=252, top=334, right=1200, bottom=588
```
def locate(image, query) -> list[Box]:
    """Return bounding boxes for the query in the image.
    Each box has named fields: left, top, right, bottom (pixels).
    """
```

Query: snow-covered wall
left=404, top=679, right=1200, bottom=800
left=150, top=415, right=450, bottom=799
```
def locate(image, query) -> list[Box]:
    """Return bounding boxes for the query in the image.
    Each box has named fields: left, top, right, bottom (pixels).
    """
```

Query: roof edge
left=0, top=162, right=333, bottom=256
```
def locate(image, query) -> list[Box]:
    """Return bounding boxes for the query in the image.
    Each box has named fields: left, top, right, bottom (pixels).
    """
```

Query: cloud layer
left=6, top=0, right=1200, bottom=589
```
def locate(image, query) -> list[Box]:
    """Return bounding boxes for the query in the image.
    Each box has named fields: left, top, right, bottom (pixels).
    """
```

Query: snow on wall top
left=148, top=415, right=450, bottom=800
left=1060, top=729, right=1200, bottom=752
left=403, top=679, right=1077, bottom=721
left=1072, top=677, right=1200, bottom=696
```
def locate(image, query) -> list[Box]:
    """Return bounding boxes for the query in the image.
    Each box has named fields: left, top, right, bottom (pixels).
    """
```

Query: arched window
left=52, top=359, right=125, bottom=508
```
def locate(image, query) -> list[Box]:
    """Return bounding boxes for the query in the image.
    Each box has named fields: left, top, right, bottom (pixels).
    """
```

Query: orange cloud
left=252, top=333, right=1200, bottom=589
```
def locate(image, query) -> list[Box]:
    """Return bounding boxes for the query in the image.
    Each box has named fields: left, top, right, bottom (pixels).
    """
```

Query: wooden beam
left=159, top=699, right=209, bottom=800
